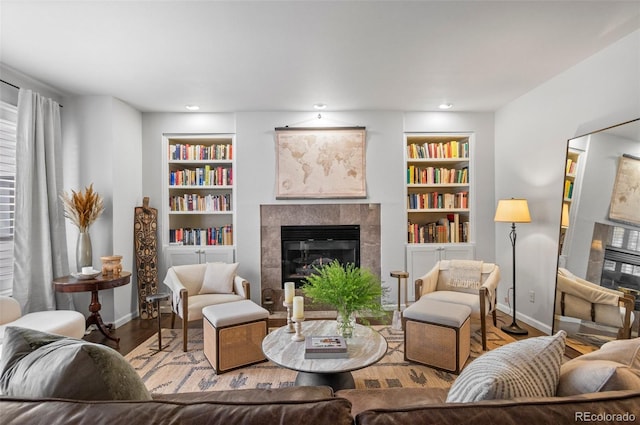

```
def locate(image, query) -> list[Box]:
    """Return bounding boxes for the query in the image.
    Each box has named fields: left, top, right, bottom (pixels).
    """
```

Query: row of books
left=169, top=143, right=232, bottom=161
left=408, top=215, right=470, bottom=243
left=565, top=158, right=577, bottom=175
left=407, top=166, right=469, bottom=185
left=564, top=179, right=574, bottom=200
left=169, top=194, right=231, bottom=212
left=407, top=191, right=469, bottom=210
left=169, top=225, right=233, bottom=246
left=169, top=166, right=232, bottom=187
left=407, top=140, right=469, bottom=159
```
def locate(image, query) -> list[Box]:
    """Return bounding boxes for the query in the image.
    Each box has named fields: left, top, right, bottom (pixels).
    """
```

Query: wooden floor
left=84, top=309, right=549, bottom=357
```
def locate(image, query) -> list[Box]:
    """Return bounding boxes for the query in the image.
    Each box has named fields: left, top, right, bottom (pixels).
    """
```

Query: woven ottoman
left=403, top=298, right=471, bottom=373
left=202, top=300, right=269, bottom=374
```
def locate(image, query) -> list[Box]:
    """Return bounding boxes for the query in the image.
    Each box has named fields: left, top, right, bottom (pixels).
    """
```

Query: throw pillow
left=200, top=262, right=239, bottom=294
left=556, top=337, right=640, bottom=396
left=0, top=326, right=151, bottom=400
left=446, top=330, right=567, bottom=403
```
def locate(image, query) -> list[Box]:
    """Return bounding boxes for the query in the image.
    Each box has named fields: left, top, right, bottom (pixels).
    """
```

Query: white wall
left=495, top=29, right=640, bottom=334
left=142, top=110, right=493, bottom=307
left=62, top=96, right=142, bottom=326
left=235, top=111, right=405, bottom=304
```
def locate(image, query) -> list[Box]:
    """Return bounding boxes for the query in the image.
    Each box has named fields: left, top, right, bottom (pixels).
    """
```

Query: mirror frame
left=552, top=117, right=640, bottom=340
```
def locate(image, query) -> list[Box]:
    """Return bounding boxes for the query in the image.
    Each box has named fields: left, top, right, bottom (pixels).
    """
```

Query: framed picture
left=609, top=154, right=640, bottom=226
left=275, top=127, right=366, bottom=199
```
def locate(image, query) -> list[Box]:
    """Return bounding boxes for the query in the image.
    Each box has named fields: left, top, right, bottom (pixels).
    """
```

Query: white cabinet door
left=167, top=247, right=235, bottom=267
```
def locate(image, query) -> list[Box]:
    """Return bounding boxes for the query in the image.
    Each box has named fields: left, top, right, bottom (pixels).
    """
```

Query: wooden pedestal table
left=53, top=272, right=131, bottom=346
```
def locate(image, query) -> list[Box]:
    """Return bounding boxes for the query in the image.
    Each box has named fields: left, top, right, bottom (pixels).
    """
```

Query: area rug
left=125, top=323, right=516, bottom=394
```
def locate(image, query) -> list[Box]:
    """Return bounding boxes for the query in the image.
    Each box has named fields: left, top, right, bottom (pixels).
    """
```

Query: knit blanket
left=448, top=260, right=483, bottom=289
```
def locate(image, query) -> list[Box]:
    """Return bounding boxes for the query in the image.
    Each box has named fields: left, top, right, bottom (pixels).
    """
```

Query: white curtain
left=13, top=89, right=70, bottom=313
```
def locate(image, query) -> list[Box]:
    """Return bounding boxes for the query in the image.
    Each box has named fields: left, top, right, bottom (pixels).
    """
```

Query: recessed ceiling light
left=185, top=105, right=200, bottom=111
left=313, top=103, right=327, bottom=110
left=439, top=103, right=453, bottom=110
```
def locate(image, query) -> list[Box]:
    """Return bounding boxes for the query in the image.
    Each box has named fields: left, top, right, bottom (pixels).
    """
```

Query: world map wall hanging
left=274, top=127, right=367, bottom=199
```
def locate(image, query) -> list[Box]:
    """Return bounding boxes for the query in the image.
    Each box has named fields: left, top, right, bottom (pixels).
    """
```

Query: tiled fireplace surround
left=260, top=203, right=381, bottom=312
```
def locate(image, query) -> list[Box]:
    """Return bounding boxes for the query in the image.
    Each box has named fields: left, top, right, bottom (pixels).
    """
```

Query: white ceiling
left=1, top=1, right=639, bottom=113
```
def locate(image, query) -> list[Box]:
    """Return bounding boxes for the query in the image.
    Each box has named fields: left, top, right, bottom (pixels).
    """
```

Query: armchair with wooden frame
left=163, top=263, right=250, bottom=352
left=556, top=267, right=634, bottom=339
left=414, top=260, right=501, bottom=351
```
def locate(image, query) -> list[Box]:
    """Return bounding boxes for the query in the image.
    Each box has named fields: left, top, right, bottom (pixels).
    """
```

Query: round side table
left=390, top=270, right=409, bottom=331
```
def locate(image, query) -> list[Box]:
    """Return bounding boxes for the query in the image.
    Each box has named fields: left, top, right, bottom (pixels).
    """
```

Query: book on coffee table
left=304, top=336, right=348, bottom=359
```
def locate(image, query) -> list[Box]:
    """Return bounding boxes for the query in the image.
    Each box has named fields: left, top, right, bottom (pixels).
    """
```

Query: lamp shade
left=494, top=198, right=531, bottom=223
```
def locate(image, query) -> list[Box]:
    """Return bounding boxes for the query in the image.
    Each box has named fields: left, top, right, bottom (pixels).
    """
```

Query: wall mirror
left=553, top=118, right=640, bottom=351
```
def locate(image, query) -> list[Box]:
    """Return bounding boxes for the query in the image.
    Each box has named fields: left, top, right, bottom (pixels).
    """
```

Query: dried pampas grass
left=61, top=183, right=104, bottom=232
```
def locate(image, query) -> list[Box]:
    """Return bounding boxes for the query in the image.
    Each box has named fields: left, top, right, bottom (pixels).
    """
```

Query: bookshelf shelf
left=162, top=134, right=236, bottom=266
left=407, top=208, right=470, bottom=213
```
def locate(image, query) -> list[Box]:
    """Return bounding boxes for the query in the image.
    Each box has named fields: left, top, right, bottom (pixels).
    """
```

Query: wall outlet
left=529, top=290, right=535, bottom=303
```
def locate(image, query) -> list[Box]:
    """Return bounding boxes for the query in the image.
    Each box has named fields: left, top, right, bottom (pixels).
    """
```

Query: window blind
left=0, top=100, right=17, bottom=294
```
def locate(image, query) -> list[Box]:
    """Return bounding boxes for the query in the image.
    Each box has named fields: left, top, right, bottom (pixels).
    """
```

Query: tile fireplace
left=260, top=204, right=380, bottom=311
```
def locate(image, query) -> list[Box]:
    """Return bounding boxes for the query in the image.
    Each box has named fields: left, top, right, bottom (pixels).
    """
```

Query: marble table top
left=262, top=320, right=388, bottom=374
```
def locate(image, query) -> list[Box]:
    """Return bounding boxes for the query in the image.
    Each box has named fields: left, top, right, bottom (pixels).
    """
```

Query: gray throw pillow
left=446, top=330, right=567, bottom=403
left=0, top=326, right=151, bottom=400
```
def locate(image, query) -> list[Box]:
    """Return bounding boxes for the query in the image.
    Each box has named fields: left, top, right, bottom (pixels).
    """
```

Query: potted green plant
left=302, top=260, right=389, bottom=337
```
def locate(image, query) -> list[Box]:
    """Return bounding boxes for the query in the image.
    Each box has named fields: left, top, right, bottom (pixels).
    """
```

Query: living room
left=1, top=2, right=639, bottom=421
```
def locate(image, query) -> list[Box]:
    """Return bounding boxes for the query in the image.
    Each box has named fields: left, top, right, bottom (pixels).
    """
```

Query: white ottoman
left=202, top=300, right=269, bottom=374
left=0, top=310, right=86, bottom=340
left=403, top=298, right=471, bottom=373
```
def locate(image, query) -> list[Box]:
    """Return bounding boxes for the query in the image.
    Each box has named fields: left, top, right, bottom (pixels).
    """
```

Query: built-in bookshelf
left=405, top=134, right=472, bottom=244
left=162, top=134, right=236, bottom=266
left=404, top=132, right=476, bottom=300
left=564, top=149, right=580, bottom=205
left=560, top=148, right=581, bottom=255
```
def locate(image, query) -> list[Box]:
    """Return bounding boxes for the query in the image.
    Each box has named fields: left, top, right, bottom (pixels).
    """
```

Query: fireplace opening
left=281, top=225, right=360, bottom=288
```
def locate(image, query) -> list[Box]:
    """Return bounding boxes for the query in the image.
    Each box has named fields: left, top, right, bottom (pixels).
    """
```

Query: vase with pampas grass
left=61, top=184, right=104, bottom=272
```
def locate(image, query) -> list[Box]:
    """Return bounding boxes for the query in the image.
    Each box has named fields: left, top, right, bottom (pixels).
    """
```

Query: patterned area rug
left=125, top=324, right=515, bottom=394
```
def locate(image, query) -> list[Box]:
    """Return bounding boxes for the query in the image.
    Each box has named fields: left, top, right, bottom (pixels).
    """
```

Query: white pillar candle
left=292, top=296, right=304, bottom=319
left=284, top=282, right=295, bottom=304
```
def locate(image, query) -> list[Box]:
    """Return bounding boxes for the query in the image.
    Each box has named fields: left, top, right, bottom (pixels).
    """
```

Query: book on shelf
left=407, top=215, right=469, bottom=244
left=304, top=336, right=348, bottom=359
left=407, top=140, right=469, bottom=160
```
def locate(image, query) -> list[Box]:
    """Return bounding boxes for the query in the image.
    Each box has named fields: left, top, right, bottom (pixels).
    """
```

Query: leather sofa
left=1, top=386, right=638, bottom=425
left=1, top=329, right=638, bottom=424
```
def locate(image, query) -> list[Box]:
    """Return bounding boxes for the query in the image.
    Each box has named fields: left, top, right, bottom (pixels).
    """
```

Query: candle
left=284, top=282, right=295, bottom=304
left=292, top=296, right=304, bottom=319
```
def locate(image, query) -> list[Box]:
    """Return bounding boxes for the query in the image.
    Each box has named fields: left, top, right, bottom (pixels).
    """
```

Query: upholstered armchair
left=0, top=296, right=85, bottom=353
left=556, top=268, right=634, bottom=339
left=414, top=260, right=501, bottom=351
left=163, top=262, right=250, bottom=352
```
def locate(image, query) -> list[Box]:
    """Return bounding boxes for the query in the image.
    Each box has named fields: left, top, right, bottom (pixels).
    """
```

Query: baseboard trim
left=496, top=303, right=552, bottom=335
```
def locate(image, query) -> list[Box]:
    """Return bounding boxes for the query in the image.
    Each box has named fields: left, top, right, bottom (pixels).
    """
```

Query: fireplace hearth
left=281, top=225, right=360, bottom=287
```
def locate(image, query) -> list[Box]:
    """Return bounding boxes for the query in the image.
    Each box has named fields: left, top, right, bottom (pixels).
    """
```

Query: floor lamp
left=494, top=198, right=531, bottom=335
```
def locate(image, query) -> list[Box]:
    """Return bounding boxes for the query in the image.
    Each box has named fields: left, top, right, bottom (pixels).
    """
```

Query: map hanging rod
left=277, top=113, right=364, bottom=130
left=275, top=125, right=366, bottom=131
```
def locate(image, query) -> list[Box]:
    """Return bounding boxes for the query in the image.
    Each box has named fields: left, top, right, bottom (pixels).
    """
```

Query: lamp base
left=501, top=323, right=529, bottom=335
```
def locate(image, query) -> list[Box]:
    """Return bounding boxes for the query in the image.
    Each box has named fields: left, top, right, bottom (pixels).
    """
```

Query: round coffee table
left=262, top=320, right=388, bottom=390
